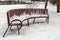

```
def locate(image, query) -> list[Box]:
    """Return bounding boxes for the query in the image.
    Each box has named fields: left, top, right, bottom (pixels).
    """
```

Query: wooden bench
left=3, top=8, right=49, bottom=37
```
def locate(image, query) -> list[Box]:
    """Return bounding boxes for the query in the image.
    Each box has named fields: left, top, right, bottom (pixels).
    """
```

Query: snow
left=10, top=13, right=48, bottom=23
left=0, top=1, right=60, bottom=40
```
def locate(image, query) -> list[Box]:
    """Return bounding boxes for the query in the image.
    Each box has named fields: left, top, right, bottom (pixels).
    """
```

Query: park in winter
left=0, top=0, right=60, bottom=40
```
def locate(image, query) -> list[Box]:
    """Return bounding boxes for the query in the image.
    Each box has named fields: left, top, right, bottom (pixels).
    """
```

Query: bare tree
left=57, top=0, right=59, bottom=13
left=45, top=0, right=48, bottom=9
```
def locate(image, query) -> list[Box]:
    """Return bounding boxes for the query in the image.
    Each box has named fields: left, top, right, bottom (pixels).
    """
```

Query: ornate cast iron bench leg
left=3, top=25, right=11, bottom=37
left=47, top=17, right=49, bottom=23
left=33, top=17, right=35, bottom=23
left=17, top=22, right=22, bottom=35
left=3, top=19, right=22, bottom=37
left=27, top=19, right=29, bottom=26
left=9, top=25, right=12, bottom=30
left=46, top=17, right=49, bottom=23
left=17, top=25, right=20, bottom=35
left=19, top=23, right=22, bottom=30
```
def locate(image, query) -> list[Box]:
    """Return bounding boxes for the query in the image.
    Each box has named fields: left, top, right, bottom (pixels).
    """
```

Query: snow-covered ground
left=0, top=1, right=60, bottom=40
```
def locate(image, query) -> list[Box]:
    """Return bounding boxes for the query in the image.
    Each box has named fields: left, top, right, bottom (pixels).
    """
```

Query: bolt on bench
left=3, top=8, right=49, bottom=37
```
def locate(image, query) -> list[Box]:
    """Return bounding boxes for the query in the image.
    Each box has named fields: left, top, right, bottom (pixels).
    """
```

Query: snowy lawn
left=0, top=2, right=60, bottom=40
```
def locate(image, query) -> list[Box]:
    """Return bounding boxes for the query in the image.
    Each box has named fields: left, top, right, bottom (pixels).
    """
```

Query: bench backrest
left=7, top=9, right=48, bottom=25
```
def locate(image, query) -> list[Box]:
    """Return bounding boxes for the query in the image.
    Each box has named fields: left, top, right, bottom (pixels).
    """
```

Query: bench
left=3, top=8, right=49, bottom=37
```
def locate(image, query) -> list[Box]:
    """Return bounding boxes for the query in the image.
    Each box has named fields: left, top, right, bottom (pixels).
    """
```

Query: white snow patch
left=0, top=2, right=60, bottom=40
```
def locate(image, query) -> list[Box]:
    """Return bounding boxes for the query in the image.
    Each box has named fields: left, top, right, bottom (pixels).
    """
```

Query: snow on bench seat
left=10, top=13, right=48, bottom=24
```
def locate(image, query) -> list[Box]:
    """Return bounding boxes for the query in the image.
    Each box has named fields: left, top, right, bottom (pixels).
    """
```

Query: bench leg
left=3, top=25, right=10, bottom=37
left=19, top=22, right=22, bottom=30
left=33, top=18, right=35, bottom=23
left=46, top=17, right=49, bottom=23
left=27, top=19, right=29, bottom=26
left=9, top=25, right=12, bottom=30
left=17, top=25, right=20, bottom=35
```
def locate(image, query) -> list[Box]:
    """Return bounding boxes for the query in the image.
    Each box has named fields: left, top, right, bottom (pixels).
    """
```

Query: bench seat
left=10, top=14, right=48, bottom=22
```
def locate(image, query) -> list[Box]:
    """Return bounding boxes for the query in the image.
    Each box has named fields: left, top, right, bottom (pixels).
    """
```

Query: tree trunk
left=57, top=0, right=59, bottom=13
left=45, top=0, right=48, bottom=9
